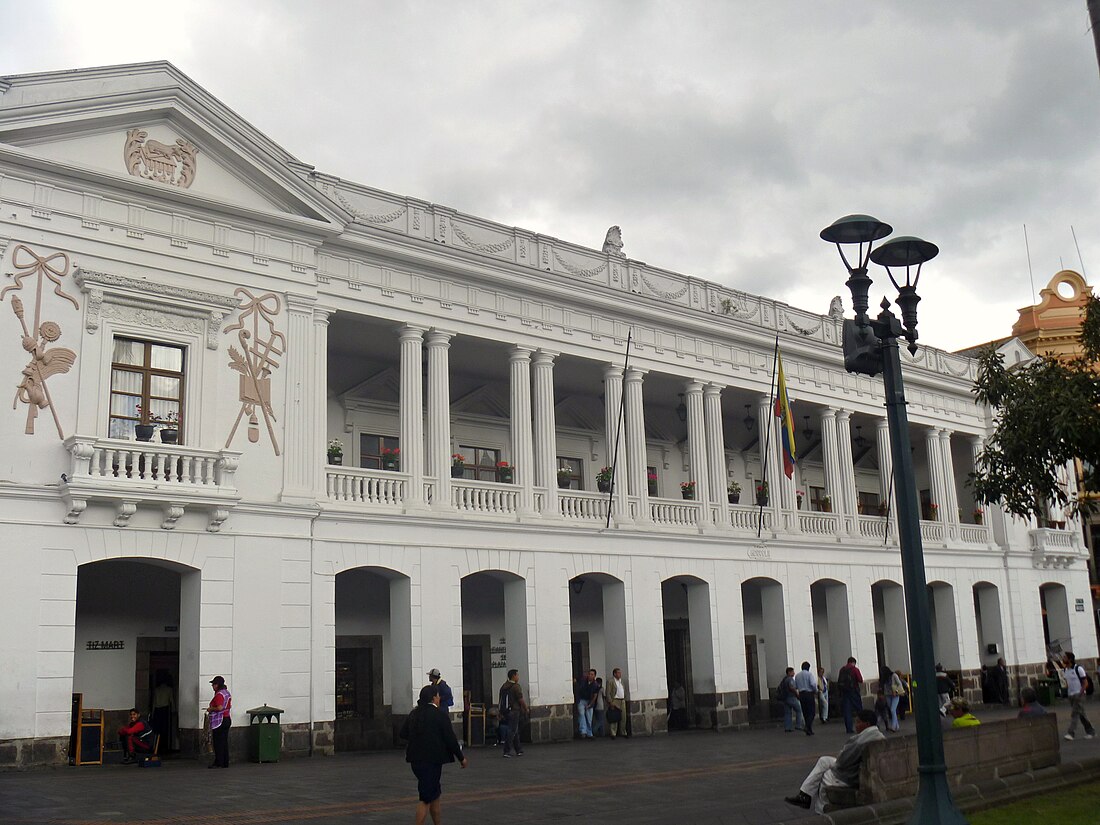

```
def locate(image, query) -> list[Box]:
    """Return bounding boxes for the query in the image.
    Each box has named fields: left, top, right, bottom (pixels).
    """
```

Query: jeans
left=841, top=691, right=862, bottom=733
left=576, top=701, right=594, bottom=737
left=1067, top=693, right=1095, bottom=737
left=886, top=695, right=900, bottom=731
left=500, top=717, right=522, bottom=754
left=783, top=696, right=804, bottom=731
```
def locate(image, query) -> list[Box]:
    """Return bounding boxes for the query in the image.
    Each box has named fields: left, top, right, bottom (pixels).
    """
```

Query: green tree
left=971, top=294, right=1100, bottom=519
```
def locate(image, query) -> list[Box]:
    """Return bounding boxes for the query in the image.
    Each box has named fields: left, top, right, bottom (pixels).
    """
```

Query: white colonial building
left=0, top=63, right=1093, bottom=766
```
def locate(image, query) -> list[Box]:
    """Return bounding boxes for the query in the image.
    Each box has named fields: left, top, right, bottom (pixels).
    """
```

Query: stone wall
left=693, top=691, right=749, bottom=730
left=526, top=702, right=572, bottom=743
left=629, top=698, right=668, bottom=736
left=0, top=736, right=68, bottom=768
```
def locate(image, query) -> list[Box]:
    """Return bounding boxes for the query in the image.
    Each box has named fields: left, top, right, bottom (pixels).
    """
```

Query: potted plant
left=972, top=506, right=984, bottom=525
left=156, top=411, right=180, bottom=444
left=820, top=495, right=833, bottom=513
left=877, top=501, right=890, bottom=517
left=596, top=466, right=614, bottom=493
left=327, top=439, right=344, bottom=465
left=451, top=453, right=466, bottom=478
left=557, top=466, right=573, bottom=489
left=795, top=489, right=805, bottom=509
left=927, top=502, right=939, bottom=521
left=727, top=480, right=741, bottom=504
left=133, top=404, right=155, bottom=442
left=680, top=480, right=697, bottom=500
left=755, top=481, right=769, bottom=507
left=381, top=446, right=400, bottom=471
left=647, top=470, right=658, bottom=496
left=496, top=460, right=514, bottom=484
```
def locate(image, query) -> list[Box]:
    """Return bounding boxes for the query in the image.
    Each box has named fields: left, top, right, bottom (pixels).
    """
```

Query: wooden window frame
left=109, top=338, right=186, bottom=443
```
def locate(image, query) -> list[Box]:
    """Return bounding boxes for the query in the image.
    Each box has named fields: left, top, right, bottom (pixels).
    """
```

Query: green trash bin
left=1035, top=678, right=1056, bottom=707
left=246, top=704, right=284, bottom=763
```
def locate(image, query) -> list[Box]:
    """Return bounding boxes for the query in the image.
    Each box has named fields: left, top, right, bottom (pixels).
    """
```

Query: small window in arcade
left=458, top=445, right=502, bottom=482
left=109, top=338, right=185, bottom=442
left=360, top=434, right=400, bottom=470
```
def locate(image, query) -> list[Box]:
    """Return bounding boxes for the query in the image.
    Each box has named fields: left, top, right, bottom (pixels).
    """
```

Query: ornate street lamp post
left=820, top=214, right=967, bottom=825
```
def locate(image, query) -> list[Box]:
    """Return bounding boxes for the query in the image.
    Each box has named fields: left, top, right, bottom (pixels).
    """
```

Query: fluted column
left=312, top=307, right=332, bottom=498
left=509, top=346, right=536, bottom=517
left=820, top=408, right=843, bottom=514
left=876, top=417, right=897, bottom=531
left=426, top=329, right=455, bottom=512
left=703, top=384, right=726, bottom=506
left=836, top=410, right=859, bottom=532
left=685, top=380, right=711, bottom=524
left=757, top=395, right=781, bottom=520
left=281, top=295, right=320, bottom=504
left=532, top=350, right=560, bottom=518
left=939, top=429, right=959, bottom=535
left=925, top=428, right=946, bottom=522
left=603, top=364, right=630, bottom=523
left=625, top=368, right=650, bottom=523
left=399, top=325, right=427, bottom=510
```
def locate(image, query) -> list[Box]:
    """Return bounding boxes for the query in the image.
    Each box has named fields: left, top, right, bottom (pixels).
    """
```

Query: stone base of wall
left=526, top=702, right=572, bottom=743
left=0, top=735, right=68, bottom=768
left=629, top=698, right=668, bottom=736
left=693, top=691, right=749, bottom=730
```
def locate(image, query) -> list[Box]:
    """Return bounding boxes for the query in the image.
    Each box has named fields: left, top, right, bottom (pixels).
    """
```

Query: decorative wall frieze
left=75, top=269, right=239, bottom=349
left=124, top=129, right=198, bottom=188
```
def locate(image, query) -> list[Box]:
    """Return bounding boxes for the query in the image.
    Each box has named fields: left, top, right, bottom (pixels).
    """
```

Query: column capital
left=836, top=409, right=852, bottom=422
left=285, top=293, right=316, bottom=314
left=399, top=324, right=427, bottom=342
left=756, top=393, right=772, bottom=411
left=510, top=345, right=534, bottom=362
left=603, top=363, right=624, bottom=379
left=532, top=349, right=559, bottom=366
left=684, top=379, right=705, bottom=394
left=624, top=367, right=647, bottom=382
left=875, top=416, right=890, bottom=432
left=819, top=407, right=838, bottom=421
left=313, top=304, right=335, bottom=325
left=426, top=328, right=456, bottom=345
left=703, top=383, right=724, bottom=396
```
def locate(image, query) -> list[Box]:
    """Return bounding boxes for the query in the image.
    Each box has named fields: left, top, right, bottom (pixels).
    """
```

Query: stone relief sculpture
left=125, top=129, right=199, bottom=188
left=602, top=225, right=625, bottom=257
left=828, top=295, right=845, bottom=320
left=0, top=245, right=80, bottom=438
left=224, top=289, right=285, bottom=455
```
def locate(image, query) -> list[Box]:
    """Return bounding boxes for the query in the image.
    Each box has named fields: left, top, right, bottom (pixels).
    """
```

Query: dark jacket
left=399, top=702, right=464, bottom=765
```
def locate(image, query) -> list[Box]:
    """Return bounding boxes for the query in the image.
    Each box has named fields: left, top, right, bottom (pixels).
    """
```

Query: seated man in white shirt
left=785, top=708, right=884, bottom=813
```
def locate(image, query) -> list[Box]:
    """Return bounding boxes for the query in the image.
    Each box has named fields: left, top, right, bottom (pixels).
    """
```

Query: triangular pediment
left=0, top=62, right=347, bottom=228
left=994, top=337, right=1039, bottom=367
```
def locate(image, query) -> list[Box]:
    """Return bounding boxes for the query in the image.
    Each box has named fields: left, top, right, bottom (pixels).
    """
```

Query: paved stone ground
left=1, top=706, right=1095, bottom=825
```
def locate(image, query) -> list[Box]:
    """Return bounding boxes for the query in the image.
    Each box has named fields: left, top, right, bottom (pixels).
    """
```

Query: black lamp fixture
left=820, top=214, right=961, bottom=825
left=571, top=577, right=586, bottom=595
left=675, top=393, right=688, bottom=423
left=802, top=415, right=813, bottom=442
left=854, top=425, right=867, bottom=449
left=743, top=404, right=754, bottom=431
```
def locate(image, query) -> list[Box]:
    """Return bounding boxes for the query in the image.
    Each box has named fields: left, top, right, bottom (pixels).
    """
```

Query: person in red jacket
left=117, top=708, right=153, bottom=763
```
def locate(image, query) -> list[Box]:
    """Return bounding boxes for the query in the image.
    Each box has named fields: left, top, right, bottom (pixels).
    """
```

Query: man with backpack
left=778, top=667, right=803, bottom=733
left=1055, top=651, right=1095, bottom=741
left=837, top=657, right=864, bottom=734
left=498, top=669, right=528, bottom=757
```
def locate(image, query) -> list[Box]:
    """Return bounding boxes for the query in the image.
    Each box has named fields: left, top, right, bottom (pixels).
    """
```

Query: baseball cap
left=210, top=676, right=225, bottom=686
left=427, top=668, right=441, bottom=678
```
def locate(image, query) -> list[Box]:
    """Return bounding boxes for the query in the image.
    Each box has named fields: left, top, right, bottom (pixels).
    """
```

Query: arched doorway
left=741, top=577, right=788, bottom=721
left=567, top=574, right=628, bottom=690
left=460, top=571, right=528, bottom=709
left=333, top=566, right=412, bottom=751
left=927, top=581, right=961, bottom=670
left=661, top=575, right=715, bottom=729
left=810, top=579, right=852, bottom=679
left=73, top=558, right=200, bottom=756
left=1039, top=582, right=1071, bottom=652
left=972, top=582, right=1005, bottom=666
left=871, top=580, right=910, bottom=676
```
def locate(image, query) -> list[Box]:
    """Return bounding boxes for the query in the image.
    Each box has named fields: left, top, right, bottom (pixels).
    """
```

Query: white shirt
left=1064, top=665, right=1086, bottom=697
left=609, top=677, right=626, bottom=700
left=794, top=669, right=818, bottom=692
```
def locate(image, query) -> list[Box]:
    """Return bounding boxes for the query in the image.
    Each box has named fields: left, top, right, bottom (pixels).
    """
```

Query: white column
left=876, top=417, right=897, bottom=534
left=532, top=349, right=560, bottom=518
left=625, top=367, right=650, bottom=523
left=281, top=295, right=320, bottom=504
left=703, top=384, right=726, bottom=505
left=312, top=307, right=331, bottom=498
left=757, top=395, right=781, bottom=520
left=685, top=380, right=711, bottom=524
left=836, top=410, right=858, bottom=532
left=426, top=329, right=454, bottom=512
left=939, top=429, right=960, bottom=536
left=509, top=345, right=536, bottom=517
left=603, top=364, right=630, bottom=523
left=820, top=408, right=843, bottom=514
left=399, top=325, right=427, bottom=510
left=925, top=428, right=945, bottom=521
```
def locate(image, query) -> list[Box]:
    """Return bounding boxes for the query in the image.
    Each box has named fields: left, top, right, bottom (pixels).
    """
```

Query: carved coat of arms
left=125, top=129, right=198, bottom=188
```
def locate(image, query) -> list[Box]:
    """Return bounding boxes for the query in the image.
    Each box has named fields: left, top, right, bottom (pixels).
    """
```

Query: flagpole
left=758, top=333, right=781, bottom=538
left=605, top=329, right=633, bottom=529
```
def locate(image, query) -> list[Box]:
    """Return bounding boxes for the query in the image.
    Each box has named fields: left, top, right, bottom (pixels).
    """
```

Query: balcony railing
left=453, top=479, right=518, bottom=516
left=60, top=435, right=241, bottom=531
left=799, top=511, right=842, bottom=537
left=1029, top=527, right=1084, bottom=569
left=326, top=466, right=406, bottom=506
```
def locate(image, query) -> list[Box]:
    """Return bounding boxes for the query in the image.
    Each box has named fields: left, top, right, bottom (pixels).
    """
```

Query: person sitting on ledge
left=117, top=708, right=154, bottom=763
left=946, top=697, right=981, bottom=728
left=784, top=708, right=884, bottom=813
left=1017, top=686, right=1047, bottom=718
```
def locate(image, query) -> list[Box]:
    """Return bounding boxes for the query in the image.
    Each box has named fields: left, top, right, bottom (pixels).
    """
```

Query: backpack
left=838, top=666, right=854, bottom=692
left=776, top=675, right=790, bottom=700
left=498, top=683, right=512, bottom=719
left=1076, top=665, right=1094, bottom=696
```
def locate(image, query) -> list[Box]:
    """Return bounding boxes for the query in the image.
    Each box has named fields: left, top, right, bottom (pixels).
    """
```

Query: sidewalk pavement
left=1, top=705, right=1094, bottom=825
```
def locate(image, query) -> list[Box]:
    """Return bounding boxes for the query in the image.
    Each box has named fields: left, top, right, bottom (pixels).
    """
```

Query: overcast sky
left=2, top=1, right=1099, bottom=352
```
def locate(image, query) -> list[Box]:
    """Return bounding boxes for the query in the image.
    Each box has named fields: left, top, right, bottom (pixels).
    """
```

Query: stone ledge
left=795, top=756, right=1100, bottom=825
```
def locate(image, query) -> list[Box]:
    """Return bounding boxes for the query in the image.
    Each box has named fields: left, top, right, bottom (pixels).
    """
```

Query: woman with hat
left=205, top=676, right=232, bottom=768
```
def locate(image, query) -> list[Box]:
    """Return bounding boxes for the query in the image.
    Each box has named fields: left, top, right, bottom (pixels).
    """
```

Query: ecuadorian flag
left=774, top=348, right=797, bottom=478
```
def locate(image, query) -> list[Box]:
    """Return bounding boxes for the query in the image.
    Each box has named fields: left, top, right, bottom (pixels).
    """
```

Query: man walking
left=837, top=657, right=863, bottom=734
left=576, top=669, right=598, bottom=739
left=607, top=667, right=629, bottom=738
left=794, top=661, right=818, bottom=736
left=400, top=684, right=468, bottom=825
left=784, top=709, right=884, bottom=814
left=426, top=668, right=454, bottom=712
left=1056, top=651, right=1095, bottom=741
left=498, top=668, right=529, bottom=757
